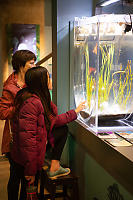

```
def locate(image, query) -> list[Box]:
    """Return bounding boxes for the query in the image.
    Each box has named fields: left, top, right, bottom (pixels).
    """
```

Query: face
left=47, top=72, right=52, bottom=90
left=23, top=59, right=36, bottom=73
left=20, top=59, right=36, bottom=75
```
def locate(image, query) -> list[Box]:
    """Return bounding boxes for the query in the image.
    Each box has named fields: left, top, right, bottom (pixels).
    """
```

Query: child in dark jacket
left=11, top=66, right=86, bottom=187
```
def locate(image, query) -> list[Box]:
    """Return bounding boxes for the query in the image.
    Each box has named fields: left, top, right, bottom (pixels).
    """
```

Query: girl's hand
left=25, top=176, right=35, bottom=184
left=75, top=101, right=86, bottom=114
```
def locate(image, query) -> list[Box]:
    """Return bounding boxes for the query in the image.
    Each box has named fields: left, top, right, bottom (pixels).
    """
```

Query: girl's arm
left=52, top=101, right=86, bottom=127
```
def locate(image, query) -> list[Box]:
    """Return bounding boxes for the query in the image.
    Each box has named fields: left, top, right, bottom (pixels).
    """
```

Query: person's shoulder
left=51, top=101, right=57, bottom=110
left=3, top=73, right=15, bottom=84
left=3, top=73, right=17, bottom=89
left=29, top=94, right=41, bottom=102
left=51, top=101, right=56, bottom=107
left=2, top=73, right=20, bottom=97
left=24, top=95, right=43, bottom=109
left=20, top=95, right=43, bottom=116
left=51, top=101, right=58, bottom=115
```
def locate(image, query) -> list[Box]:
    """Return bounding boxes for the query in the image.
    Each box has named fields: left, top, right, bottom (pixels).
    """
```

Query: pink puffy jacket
left=0, top=73, right=24, bottom=154
left=11, top=95, right=77, bottom=176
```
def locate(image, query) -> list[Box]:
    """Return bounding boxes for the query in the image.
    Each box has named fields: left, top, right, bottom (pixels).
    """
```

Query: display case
left=73, top=14, right=133, bottom=133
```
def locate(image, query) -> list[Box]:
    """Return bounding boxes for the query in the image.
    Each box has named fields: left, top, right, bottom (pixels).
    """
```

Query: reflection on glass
left=73, top=14, right=133, bottom=133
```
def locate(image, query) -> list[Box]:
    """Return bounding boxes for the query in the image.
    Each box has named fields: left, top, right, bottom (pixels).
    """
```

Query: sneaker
left=47, top=166, right=70, bottom=179
left=42, top=159, right=51, bottom=171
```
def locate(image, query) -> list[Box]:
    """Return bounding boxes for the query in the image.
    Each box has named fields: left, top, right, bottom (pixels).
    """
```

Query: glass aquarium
left=73, top=14, right=133, bottom=133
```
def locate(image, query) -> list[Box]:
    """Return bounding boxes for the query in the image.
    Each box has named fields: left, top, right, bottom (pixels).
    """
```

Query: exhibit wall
left=55, top=0, right=133, bottom=199
left=0, top=0, right=46, bottom=154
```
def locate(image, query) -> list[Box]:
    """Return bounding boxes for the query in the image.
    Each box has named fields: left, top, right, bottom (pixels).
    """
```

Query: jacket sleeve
left=51, top=102, right=58, bottom=115
left=0, top=87, right=15, bottom=120
left=18, top=101, right=39, bottom=176
left=53, top=110, right=77, bottom=127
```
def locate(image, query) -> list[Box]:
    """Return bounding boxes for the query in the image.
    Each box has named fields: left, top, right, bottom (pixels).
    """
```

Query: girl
left=11, top=66, right=85, bottom=187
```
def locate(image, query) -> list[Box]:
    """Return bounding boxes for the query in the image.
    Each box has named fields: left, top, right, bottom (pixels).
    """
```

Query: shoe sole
left=49, top=168, right=71, bottom=180
left=42, top=165, right=49, bottom=170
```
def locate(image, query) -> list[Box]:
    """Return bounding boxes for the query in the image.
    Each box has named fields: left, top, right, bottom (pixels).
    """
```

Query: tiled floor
left=0, top=160, right=9, bottom=200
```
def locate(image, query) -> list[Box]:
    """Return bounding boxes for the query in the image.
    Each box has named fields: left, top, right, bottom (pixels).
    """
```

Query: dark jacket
left=11, top=94, right=77, bottom=176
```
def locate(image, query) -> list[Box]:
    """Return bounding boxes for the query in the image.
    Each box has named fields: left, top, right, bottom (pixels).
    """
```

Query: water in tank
left=73, top=14, right=133, bottom=133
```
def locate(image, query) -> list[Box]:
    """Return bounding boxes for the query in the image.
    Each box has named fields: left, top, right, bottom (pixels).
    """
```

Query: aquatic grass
left=84, top=41, right=133, bottom=113
left=112, top=60, right=133, bottom=109
left=85, top=44, right=95, bottom=109
left=98, top=43, right=114, bottom=108
left=85, top=43, right=115, bottom=111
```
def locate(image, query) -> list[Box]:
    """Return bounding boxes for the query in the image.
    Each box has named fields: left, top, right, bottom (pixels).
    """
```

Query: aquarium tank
left=73, top=14, right=133, bottom=133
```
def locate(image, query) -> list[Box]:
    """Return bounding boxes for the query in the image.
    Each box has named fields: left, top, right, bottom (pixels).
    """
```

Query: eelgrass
left=85, top=43, right=114, bottom=111
left=112, top=60, right=133, bottom=109
left=84, top=41, right=133, bottom=114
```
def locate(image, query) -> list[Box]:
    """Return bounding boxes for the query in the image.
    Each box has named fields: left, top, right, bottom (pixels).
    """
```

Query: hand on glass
left=25, top=175, right=35, bottom=184
left=75, top=101, right=86, bottom=114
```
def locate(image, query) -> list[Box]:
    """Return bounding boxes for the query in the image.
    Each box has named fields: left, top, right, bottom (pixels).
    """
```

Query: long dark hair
left=14, top=66, right=53, bottom=131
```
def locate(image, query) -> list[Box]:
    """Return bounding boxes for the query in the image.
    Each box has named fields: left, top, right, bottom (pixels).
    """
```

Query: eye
left=29, top=61, right=35, bottom=66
